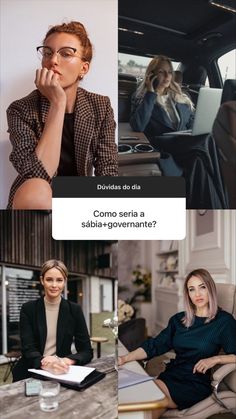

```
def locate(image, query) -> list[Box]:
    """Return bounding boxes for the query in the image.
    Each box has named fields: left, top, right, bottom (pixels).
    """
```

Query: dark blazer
left=130, top=91, right=194, bottom=139
left=7, top=87, right=118, bottom=208
left=13, top=297, right=93, bottom=382
left=129, top=90, right=228, bottom=209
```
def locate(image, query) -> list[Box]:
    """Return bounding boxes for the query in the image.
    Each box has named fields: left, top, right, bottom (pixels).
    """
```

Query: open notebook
left=29, top=365, right=105, bottom=390
left=162, top=87, right=222, bottom=136
left=29, top=365, right=95, bottom=383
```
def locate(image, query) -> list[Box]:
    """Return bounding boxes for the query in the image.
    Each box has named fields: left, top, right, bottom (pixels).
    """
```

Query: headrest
left=213, top=101, right=236, bottom=164
left=118, top=73, right=137, bottom=82
left=183, top=65, right=207, bottom=85
left=216, top=283, right=236, bottom=316
left=221, top=79, right=236, bottom=104
left=174, top=70, right=183, bottom=85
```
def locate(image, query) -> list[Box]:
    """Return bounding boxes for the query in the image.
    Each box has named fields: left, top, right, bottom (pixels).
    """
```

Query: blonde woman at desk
left=13, top=259, right=93, bottom=381
left=118, top=269, right=236, bottom=418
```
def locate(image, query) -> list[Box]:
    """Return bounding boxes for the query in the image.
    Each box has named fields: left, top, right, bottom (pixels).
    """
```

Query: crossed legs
left=152, top=379, right=177, bottom=419
left=12, top=178, right=52, bottom=210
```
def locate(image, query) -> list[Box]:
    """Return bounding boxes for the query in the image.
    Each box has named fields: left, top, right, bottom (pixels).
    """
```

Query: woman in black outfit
left=118, top=268, right=236, bottom=417
left=130, top=56, right=228, bottom=209
left=13, top=259, right=93, bottom=381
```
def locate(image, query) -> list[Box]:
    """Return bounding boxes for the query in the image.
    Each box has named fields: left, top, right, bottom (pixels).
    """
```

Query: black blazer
left=13, top=297, right=93, bottom=381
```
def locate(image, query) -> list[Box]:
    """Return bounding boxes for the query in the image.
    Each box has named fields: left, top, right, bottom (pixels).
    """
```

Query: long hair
left=182, top=268, right=218, bottom=328
left=41, top=259, right=68, bottom=280
left=136, top=55, right=194, bottom=109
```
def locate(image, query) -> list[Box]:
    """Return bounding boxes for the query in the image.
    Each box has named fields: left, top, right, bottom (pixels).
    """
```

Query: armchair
left=119, top=317, right=146, bottom=352
left=156, top=283, right=236, bottom=418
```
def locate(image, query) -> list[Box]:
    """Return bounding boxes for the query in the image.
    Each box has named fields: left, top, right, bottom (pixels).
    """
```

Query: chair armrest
left=211, top=364, right=236, bottom=410
left=212, top=363, right=236, bottom=384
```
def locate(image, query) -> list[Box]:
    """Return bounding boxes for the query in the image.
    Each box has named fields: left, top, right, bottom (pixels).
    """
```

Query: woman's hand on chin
left=35, top=68, right=66, bottom=106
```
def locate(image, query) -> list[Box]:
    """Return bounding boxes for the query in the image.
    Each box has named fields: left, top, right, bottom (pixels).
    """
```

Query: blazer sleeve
left=141, top=316, right=176, bottom=359
left=130, top=91, right=157, bottom=132
left=7, top=101, right=51, bottom=181
left=93, top=97, right=118, bottom=176
left=66, top=304, right=93, bottom=365
left=20, top=303, right=43, bottom=369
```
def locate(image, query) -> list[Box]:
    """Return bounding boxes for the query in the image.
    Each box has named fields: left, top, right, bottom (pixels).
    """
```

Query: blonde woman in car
left=118, top=268, right=236, bottom=417
left=130, top=55, right=194, bottom=136
left=130, top=56, right=228, bottom=209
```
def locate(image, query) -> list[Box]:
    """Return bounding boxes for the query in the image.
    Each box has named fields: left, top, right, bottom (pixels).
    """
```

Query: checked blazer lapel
left=154, top=102, right=174, bottom=130
left=36, top=297, right=47, bottom=353
left=73, top=88, right=95, bottom=175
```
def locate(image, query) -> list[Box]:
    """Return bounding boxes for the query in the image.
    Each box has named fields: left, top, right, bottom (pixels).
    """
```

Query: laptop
left=162, top=87, right=222, bottom=136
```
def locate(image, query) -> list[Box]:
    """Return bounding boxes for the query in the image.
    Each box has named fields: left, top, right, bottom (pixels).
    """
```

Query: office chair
left=162, top=283, right=236, bottom=418
left=119, top=318, right=146, bottom=352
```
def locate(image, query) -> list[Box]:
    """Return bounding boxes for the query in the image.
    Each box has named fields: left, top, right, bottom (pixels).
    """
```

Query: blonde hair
left=41, top=259, right=68, bottom=280
left=182, top=268, right=218, bottom=328
left=136, top=55, right=194, bottom=109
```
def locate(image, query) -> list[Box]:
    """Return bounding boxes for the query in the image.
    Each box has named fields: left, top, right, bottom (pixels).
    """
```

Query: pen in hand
left=41, top=355, right=69, bottom=374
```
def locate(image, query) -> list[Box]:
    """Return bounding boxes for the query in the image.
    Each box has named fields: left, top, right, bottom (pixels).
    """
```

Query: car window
left=205, top=77, right=209, bottom=87
left=217, top=49, right=236, bottom=83
left=118, top=53, right=180, bottom=80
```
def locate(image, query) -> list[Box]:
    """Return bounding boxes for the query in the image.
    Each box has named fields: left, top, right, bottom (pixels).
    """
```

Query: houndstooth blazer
left=6, top=87, right=118, bottom=208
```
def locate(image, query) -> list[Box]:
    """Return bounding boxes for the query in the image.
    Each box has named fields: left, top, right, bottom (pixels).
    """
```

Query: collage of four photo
left=0, top=0, right=236, bottom=418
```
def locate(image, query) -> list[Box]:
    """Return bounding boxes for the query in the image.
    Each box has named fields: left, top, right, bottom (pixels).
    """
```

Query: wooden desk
left=0, top=356, right=117, bottom=419
left=119, top=123, right=149, bottom=146
left=118, top=152, right=161, bottom=176
left=118, top=122, right=161, bottom=176
left=118, top=343, right=168, bottom=418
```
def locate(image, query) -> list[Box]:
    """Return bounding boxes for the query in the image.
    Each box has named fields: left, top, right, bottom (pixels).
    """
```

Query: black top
left=141, top=310, right=236, bottom=409
left=13, top=297, right=93, bottom=381
left=58, top=113, right=77, bottom=176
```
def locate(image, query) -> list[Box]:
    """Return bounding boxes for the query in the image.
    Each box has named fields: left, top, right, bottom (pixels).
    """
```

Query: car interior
left=118, top=0, right=236, bottom=207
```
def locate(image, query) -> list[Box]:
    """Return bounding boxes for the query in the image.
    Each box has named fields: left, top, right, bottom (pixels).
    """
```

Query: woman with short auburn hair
left=13, top=259, right=93, bottom=381
left=7, top=21, right=117, bottom=210
left=118, top=268, right=236, bottom=417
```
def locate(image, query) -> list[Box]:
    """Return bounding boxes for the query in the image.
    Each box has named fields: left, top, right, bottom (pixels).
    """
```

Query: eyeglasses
left=36, top=46, right=82, bottom=61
